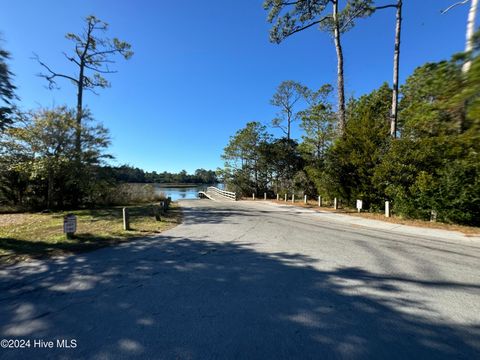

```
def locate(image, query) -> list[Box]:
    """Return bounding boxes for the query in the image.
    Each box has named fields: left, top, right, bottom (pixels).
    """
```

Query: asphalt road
left=1, top=199, right=479, bottom=359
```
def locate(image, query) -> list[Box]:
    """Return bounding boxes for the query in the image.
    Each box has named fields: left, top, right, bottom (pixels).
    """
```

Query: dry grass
left=0, top=203, right=182, bottom=265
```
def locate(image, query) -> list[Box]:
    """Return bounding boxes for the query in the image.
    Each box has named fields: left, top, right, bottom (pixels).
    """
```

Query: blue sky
left=0, top=1, right=474, bottom=173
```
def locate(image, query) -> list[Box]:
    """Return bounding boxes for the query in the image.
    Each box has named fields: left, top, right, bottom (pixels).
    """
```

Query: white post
left=334, top=198, right=338, bottom=210
left=385, top=201, right=390, bottom=217
left=318, top=196, right=322, bottom=207
left=276, top=193, right=279, bottom=201
left=304, top=195, right=307, bottom=204
left=264, top=192, right=267, bottom=200
left=284, top=194, right=287, bottom=202
left=292, top=194, right=295, bottom=203
left=253, top=193, right=255, bottom=200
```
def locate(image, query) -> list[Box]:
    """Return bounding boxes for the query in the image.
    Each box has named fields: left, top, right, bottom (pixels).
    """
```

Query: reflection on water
left=154, top=184, right=224, bottom=201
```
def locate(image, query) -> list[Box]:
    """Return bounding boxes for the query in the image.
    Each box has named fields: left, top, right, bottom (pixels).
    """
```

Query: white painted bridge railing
left=199, top=186, right=237, bottom=201
left=207, top=186, right=237, bottom=201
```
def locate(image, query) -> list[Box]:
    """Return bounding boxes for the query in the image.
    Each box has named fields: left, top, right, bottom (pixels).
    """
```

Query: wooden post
left=318, top=196, right=322, bottom=207
left=264, top=192, right=267, bottom=200
left=277, top=194, right=279, bottom=201
left=292, top=194, right=295, bottom=203
left=304, top=195, right=307, bottom=204
left=284, top=194, right=287, bottom=202
left=385, top=201, right=390, bottom=218
left=253, top=193, right=255, bottom=200
left=152, top=205, right=160, bottom=221
left=334, top=198, right=338, bottom=210
left=123, top=207, right=130, bottom=231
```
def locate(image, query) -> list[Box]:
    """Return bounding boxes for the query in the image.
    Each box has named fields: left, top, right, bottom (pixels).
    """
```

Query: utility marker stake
left=304, top=195, right=307, bottom=204
left=277, top=194, right=279, bottom=201
left=253, top=193, right=255, bottom=201
left=385, top=201, right=391, bottom=218
left=334, top=198, right=338, bottom=210
left=264, top=192, right=267, bottom=200
left=284, top=194, right=287, bottom=202
left=318, top=196, right=322, bottom=207
left=292, top=194, right=295, bottom=204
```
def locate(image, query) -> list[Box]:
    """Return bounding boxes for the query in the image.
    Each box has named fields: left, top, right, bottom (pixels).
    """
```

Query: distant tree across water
left=104, top=165, right=218, bottom=185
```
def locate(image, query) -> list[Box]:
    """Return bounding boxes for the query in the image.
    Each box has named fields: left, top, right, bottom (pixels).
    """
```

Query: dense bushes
left=222, top=52, right=480, bottom=226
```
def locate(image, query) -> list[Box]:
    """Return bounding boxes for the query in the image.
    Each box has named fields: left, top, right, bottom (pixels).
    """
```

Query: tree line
left=221, top=1, right=479, bottom=226
left=105, top=166, right=217, bottom=185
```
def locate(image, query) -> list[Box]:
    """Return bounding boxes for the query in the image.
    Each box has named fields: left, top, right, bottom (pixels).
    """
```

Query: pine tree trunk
left=463, top=0, right=479, bottom=73
left=332, top=0, right=346, bottom=136
left=390, top=0, right=402, bottom=138
left=72, top=62, right=85, bottom=208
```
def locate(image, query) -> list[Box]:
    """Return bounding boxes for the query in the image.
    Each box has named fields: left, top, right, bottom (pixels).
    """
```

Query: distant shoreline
left=149, top=183, right=218, bottom=188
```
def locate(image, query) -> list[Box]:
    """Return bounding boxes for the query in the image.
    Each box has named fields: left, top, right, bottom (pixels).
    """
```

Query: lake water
left=154, top=184, right=224, bottom=201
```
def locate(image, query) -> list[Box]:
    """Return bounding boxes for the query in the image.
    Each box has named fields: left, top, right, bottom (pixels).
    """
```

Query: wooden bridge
left=198, top=186, right=237, bottom=201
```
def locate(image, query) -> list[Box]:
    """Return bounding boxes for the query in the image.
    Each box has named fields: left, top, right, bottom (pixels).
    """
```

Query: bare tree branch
left=286, top=16, right=330, bottom=37
left=33, top=53, right=79, bottom=85
left=441, top=0, right=470, bottom=14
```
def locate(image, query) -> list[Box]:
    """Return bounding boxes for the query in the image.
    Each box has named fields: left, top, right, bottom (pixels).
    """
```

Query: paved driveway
left=1, top=199, right=479, bottom=359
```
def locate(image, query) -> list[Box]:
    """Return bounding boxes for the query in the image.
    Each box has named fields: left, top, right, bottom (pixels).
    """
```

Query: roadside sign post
left=356, top=200, right=363, bottom=213
left=63, top=214, right=77, bottom=239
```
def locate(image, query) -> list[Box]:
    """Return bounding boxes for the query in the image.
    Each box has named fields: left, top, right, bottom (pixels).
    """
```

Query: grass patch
left=0, top=203, right=182, bottom=265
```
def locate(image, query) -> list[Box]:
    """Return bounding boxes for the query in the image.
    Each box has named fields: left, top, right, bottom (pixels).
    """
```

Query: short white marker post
left=264, top=192, right=267, bottom=200
left=304, top=195, right=307, bottom=204
left=253, top=193, right=255, bottom=200
left=385, top=201, right=390, bottom=218
left=318, top=196, right=322, bottom=207
left=356, top=199, right=363, bottom=213
left=284, top=194, right=287, bottom=202
left=334, top=198, right=338, bottom=210
left=292, top=194, right=295, bottom=203
left=277, top=194, right=279, bottom=201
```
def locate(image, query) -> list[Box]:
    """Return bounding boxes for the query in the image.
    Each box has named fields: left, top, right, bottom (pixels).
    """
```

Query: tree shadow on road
left=0, top=234, right=479, bottom=359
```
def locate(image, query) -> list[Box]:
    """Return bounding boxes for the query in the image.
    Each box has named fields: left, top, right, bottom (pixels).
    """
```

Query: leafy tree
left=399, top=61, right=464, bottom=136
left=0, top=107, right=111, bottom=209
left=374, top=51, right=480, bottom=224
left=298, top=84, right=336, bottom=165
left=264, top=0, right=375, bottom=135
left=267, top=137, right=304, bottom=194
left=323, top=83, right=391, bottom=207
left=270, top=80, right=308, bottom=140
left=222, top=122, right=272, bottom=195
left=0, top=42, right=17, bottom=130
